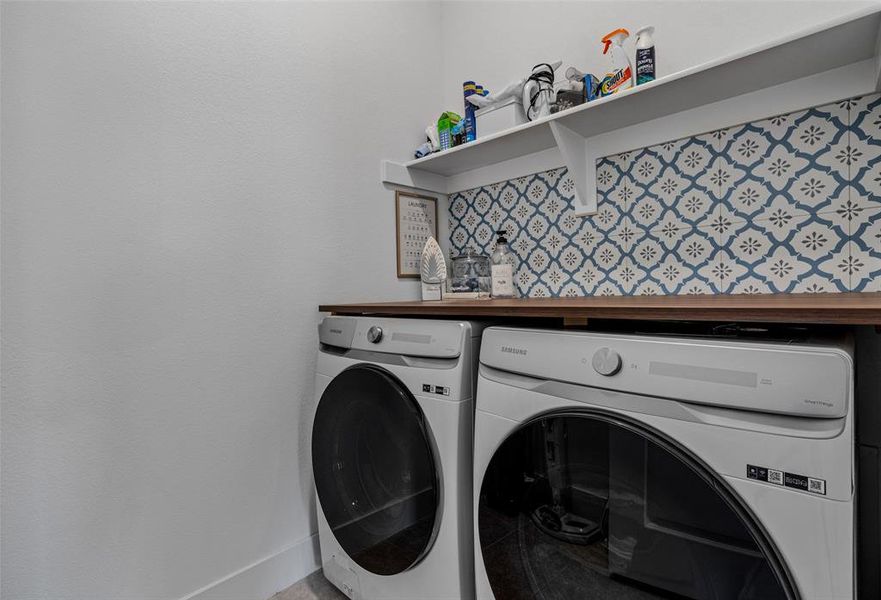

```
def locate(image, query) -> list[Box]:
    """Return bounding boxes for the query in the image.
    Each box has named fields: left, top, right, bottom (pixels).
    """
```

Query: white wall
left=1, top=2, right=440, bottom=599
left=439, top=1, right=877, bottom=112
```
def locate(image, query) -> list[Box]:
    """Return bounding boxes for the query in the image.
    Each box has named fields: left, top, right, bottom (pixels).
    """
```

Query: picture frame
left=395, top=190, right=439, bottom=278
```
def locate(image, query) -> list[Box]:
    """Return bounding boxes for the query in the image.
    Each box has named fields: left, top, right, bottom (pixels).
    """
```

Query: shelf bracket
left=381, top=160, right=449, bottom=195
left=549, top=121, right=597, bottom=216
left=874, top=16, right=881, bottom=91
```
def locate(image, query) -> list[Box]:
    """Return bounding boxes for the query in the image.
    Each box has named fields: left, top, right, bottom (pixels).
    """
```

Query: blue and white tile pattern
left=448, top=94, right=881, bottom=297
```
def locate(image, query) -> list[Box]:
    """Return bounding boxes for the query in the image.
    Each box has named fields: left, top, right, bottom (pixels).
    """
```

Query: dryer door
left=478, top=412, right=797, bottom=599
left=312, top=364, right=440, bottom=576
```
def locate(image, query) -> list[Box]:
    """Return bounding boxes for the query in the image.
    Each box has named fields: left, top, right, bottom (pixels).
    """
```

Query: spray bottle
left=599, top=28, right=633, bottom=96
left=635, top=26, right=656, bottom=85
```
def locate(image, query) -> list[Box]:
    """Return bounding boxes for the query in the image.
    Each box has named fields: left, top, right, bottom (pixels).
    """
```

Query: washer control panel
left=366, top=326, right=383, bottom=344
left=591, top=347, right=622, bottom=376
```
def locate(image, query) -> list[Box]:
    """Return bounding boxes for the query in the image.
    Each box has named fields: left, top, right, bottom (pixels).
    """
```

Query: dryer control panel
left=320, top=316, right=464, bottom=358
left=481, top=327, right=851, bottom=419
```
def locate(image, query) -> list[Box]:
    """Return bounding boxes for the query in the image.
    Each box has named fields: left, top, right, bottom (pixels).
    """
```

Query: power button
left=367, top=326, right=383, bottom=343
left=592, top=347, right=622, bottom=376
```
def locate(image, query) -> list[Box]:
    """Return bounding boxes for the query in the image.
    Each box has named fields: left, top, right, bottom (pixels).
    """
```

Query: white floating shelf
left=382, top=6, right=881, bottom=215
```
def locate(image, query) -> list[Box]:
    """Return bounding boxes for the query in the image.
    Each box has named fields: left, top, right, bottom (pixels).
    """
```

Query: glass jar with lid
left=450, top=248, right=491, bottom=293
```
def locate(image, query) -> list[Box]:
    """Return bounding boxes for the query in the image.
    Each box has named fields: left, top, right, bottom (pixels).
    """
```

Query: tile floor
left=272, top=570, right=347, bottom=600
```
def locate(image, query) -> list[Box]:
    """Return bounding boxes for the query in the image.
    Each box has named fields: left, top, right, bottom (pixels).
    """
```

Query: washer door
left=312, top=364, right=440, bottom=576
left=479, top=412, right=797, bottom=599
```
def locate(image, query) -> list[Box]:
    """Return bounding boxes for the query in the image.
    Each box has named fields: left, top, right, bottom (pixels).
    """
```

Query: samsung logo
left=329, top=328, right=343, bottom=334
left=501, top=345, right=528, bottom=356
left=804, top=399, right=834, bottom=408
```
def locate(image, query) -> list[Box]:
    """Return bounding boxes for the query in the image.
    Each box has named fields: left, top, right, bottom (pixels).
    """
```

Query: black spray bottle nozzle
left=496, top=229, right=509, bottom=244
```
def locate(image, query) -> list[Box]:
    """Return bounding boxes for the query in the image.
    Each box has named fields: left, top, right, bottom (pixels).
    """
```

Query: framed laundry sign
left=395, top=191, right=438, bottom=278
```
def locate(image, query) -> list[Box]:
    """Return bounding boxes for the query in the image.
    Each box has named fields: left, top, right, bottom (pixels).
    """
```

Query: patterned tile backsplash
left=449, top=94, right=881, bottom=297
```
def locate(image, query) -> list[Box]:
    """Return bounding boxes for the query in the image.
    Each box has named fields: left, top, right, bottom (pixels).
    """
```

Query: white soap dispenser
left=490, top=230, right=516, bottom=298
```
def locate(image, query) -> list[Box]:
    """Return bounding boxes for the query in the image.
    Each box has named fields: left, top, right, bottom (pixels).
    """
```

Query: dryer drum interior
left=479, top=410, right=798, bottom=600
left=312, top=364, right=441, bottom=576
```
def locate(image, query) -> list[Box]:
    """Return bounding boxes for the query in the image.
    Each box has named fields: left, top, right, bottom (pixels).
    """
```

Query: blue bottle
left=463, top=81, right=477, bottom=143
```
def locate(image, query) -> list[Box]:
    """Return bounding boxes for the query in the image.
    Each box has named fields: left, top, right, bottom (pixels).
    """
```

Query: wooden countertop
left=319, top=292, right=881, bottom=326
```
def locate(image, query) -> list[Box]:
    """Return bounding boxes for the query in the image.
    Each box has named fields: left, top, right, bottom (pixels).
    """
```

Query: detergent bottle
left=599, top=28, right=633, bottom=96
left=635, top=26, right=656, bottom=85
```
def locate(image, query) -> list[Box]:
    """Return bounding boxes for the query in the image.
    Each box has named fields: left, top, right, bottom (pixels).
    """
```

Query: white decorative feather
left=420, top=236, right=446, bottom=283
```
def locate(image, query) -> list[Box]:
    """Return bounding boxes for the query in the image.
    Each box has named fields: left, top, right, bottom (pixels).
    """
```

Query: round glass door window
left=479, top=413, right=796, bottom=599
left=312, top=365, right=439, bottom=576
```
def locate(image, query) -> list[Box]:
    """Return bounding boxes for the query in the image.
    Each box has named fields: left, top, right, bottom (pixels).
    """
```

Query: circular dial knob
left=592, top=347, right=622, bottom=376
left=366, top=326, right=383, bottom=344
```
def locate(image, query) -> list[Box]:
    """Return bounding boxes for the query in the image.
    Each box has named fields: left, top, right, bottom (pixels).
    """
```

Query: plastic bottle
left=463, top=81, right=477, bottom=142
left=599, top=28, right=633, bottom=96
left=490, top=230, right=516, bottom=298
left=635, top=26, right=656, bottom=85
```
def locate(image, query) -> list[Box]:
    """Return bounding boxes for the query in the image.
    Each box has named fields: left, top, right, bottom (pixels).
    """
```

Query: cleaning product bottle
left=599, top=28, right=633, bottom=96
left=490, top=230, right=516, bottom=298
left=635, top=26, right=656, bottom=85
left=463, top=81, right=478, bottom=142
left=437, top=111, right=461, bottom=151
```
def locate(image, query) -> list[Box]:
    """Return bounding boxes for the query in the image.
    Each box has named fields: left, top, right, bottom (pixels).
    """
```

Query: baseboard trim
left=179, top=533, right=320, bottom=600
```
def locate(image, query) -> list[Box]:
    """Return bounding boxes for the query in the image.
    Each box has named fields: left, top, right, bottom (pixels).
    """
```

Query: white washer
left=473, top=327, right=854, bottom=600
left=313, top=316, right=484, bottom=600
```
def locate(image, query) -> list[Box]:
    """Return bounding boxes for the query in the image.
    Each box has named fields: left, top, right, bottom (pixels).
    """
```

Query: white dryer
left=473, top=327, right=854, bottom=600
left=312, top=316, right=484, bottom=600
